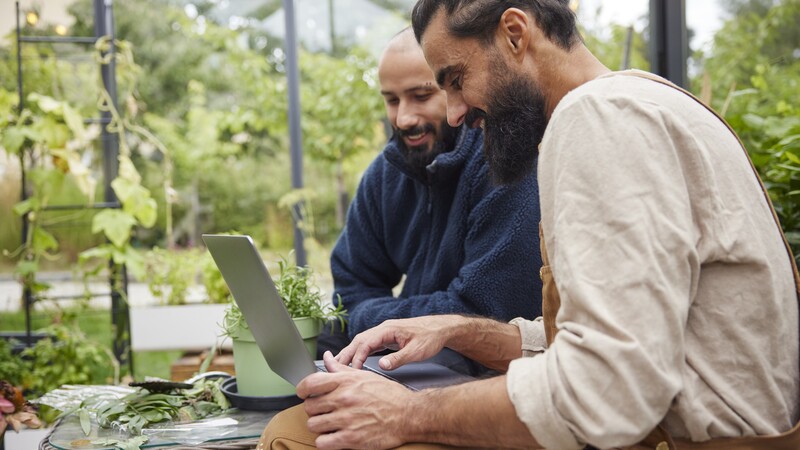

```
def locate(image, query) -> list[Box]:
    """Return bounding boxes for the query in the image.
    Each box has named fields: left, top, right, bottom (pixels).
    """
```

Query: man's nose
left=446, top=94, right=468, bottom=128
left=396, top=103, right=420, bottom=130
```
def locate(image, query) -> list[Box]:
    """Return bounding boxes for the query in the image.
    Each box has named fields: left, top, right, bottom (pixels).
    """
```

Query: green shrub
left=20, top=324, right=116, bottom=398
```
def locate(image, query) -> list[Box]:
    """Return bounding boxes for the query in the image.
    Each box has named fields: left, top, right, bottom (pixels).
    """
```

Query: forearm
left=404, top=376, right=542, bottom=448
left=442, top=316, right=523, bottom=372
left=347, top=292, right=481, bottom=336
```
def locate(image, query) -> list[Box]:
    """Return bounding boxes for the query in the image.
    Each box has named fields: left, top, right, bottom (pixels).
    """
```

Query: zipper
left=426, top=160, right=438, bottom=214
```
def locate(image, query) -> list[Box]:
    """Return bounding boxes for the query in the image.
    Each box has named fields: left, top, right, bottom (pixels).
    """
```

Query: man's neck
left=539, top=45, right=611, bottom=118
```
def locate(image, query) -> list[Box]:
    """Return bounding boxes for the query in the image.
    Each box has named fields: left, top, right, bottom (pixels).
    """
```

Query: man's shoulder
left=558, top=71, right=683, bottom=114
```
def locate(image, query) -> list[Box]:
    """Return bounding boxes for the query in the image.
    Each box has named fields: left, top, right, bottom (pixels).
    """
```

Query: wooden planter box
left=169, top=349, right=236, bottom=381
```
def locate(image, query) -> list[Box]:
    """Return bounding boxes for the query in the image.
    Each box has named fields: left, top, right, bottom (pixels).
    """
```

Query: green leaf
left=133, top=198, right=157, bottom=228
left=110, top=178, right=138, bottom=203
left=34, top=116, right=70, bottom=149
left=61, top=103, right=86, bottom=140
left=91, top=438, right=121, bottom=446
left=50, top=149, right=96, bottom=197
left=29, top=167, right=65, bottom=195
left=33, top=227, right=59, bottom=253
left=777, top=135, right=800, bottom=149
left=742, top=113, right=765, bottom=129
left=79, top=246, right=113, bottom=263
left=2, top=126, right=26, bottom=154
left=13, top=198, right=39, bottom=216
left=92, top=209, right=137, bottom=248
left=121, top=246, right=145, bottom=279
left=784, top=151, right=800, bottom=165
left=112, top=178, right=158, bottom=227
left=118, top=156, right=142, bottom=184
left=79, top=408, right=91, bottom=435
left=119, top=436, right=149, bottom=450
left=16, top=260, right=38, bottom=277
left=764, top=117, right=800, bottom=140
left=29, top=93, right=62, bottom=113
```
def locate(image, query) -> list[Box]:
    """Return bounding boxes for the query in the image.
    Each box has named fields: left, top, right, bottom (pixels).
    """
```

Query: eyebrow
left=380, top=85, right=438, bottom=96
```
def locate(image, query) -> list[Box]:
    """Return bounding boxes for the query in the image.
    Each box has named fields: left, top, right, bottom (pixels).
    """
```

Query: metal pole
left=328, top=0, right=336, bottom=55
left=95, top=0, right=132, bottom=375
left=283, top=0, right=307, bottom=267
left=16, top=0, right=34, bottom=349
left=95, top=0, right=119, bottom=202
left=621, top=25, right=633, bottom=71
left=15, top=2, right=23, bottom=113
left=649, top=0, right=687, bottom=87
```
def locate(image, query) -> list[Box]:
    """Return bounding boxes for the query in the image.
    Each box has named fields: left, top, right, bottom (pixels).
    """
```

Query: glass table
left=40, top=409, right=277, bottom=450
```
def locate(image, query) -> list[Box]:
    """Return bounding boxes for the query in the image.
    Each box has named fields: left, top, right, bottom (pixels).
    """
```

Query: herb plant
left=221, top=254, right=346, bottom=336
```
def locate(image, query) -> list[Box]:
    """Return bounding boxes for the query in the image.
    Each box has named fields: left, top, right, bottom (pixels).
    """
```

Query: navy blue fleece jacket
left=331, top=126, right=542, bottom=338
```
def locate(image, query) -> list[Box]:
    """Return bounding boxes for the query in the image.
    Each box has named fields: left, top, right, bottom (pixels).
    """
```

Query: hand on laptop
left=336, top=314, right=525, bottom=373
left=334, top=315, right=463, bottom=370
left=296, top=351, right=413, bottom=449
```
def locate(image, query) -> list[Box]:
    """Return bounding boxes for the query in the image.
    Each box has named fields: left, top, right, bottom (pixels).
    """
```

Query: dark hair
left=412, top=0, right=581, bottom=50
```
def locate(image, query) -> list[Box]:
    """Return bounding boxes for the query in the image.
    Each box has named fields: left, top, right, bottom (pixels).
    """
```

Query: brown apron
left=537, top=71, right=800, bottom=449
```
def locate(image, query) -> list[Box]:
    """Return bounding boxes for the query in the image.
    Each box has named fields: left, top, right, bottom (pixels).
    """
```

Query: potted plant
left=221, top=255, right=346, bottom=397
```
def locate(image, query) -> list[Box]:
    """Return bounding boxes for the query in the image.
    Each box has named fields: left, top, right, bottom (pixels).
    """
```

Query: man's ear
left=497, top=8, right=530, bottom=62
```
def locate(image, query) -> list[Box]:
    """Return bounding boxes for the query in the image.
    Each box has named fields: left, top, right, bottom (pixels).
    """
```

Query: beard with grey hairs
left=481, top=63, right=548, bottom=185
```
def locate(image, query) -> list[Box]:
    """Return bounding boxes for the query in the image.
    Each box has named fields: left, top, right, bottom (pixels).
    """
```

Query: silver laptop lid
left=202, top=234, right=317, bottom=386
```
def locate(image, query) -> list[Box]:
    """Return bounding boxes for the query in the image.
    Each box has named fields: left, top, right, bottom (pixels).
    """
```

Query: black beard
left=482, top=74, right=548, bottom=185
left=393, top=120, right=459, bottom=180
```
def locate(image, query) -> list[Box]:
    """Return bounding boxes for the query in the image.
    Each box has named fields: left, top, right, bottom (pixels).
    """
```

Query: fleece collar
left=383, top=125, right=482, bottom=185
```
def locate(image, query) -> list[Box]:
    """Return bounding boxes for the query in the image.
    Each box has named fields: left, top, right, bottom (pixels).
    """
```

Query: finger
left=379, top=354, right=395, bottom=370
left=315, top=428, right=358, bottom=450
left=339, top=338, right=375, bottom=370
left=324, top=351, right=355, bottom=373
left=296, top=373, right=342, bottom=399
left=335, top=345, right=355, bottom=366
left=350, top=342, right=373, bottom=370
left=303, top=395, right=336, bottom=417
left=351, top=331, right=395, bottom=369
left=379, top=342, right=426, bottom=370
left=306, top=411, right=345, bottom=435
left=335, top=339, right=366, bottom=367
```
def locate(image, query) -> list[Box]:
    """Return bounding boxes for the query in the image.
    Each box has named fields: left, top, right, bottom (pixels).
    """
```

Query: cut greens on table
left=88, top=377, right=230, bottom=434
left=45, top=377, right=231, bottom=436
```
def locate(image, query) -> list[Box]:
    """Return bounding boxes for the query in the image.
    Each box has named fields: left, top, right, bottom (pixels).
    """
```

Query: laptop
left=202, top=234, right=474, bottom=391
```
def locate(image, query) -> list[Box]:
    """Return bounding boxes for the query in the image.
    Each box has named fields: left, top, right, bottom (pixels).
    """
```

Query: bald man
left=318, top=28, right=542, bottom=376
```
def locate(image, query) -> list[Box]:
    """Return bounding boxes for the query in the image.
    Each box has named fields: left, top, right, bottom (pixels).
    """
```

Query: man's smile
left=404, top=130, right=431, bottom=148
left=400, top=124, right=437, bottom=150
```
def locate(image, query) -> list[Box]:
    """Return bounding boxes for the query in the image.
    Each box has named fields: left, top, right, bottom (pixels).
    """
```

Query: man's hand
left=335, top=315, right=463, bottom=370
left=297, top=351, right=414, bottom=450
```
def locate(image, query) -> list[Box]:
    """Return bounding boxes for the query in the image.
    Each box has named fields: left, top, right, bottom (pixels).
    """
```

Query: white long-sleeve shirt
left=506, top=72, right=799, bottom=449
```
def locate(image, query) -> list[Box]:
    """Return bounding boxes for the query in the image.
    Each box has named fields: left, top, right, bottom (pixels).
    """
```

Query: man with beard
left=259, top=2, right=799, bottom=449
left=316, top=27, right=541, bottom=376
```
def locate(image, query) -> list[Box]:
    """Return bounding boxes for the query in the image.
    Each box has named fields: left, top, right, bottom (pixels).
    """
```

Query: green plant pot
left=230, top=317, right=322, bottom=397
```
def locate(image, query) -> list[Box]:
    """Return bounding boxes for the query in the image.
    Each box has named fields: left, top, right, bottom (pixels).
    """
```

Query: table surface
left=41, top=409, right=277, bottom=450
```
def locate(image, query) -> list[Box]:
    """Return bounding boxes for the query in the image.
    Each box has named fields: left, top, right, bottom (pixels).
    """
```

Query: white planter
left=130, top=303, right=231, bottom=352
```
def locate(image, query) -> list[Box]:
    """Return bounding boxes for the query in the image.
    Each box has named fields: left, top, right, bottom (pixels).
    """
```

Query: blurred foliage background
left=0, top=0, right=798, bottom=384
left=1, top=0, right=797, bottom=269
